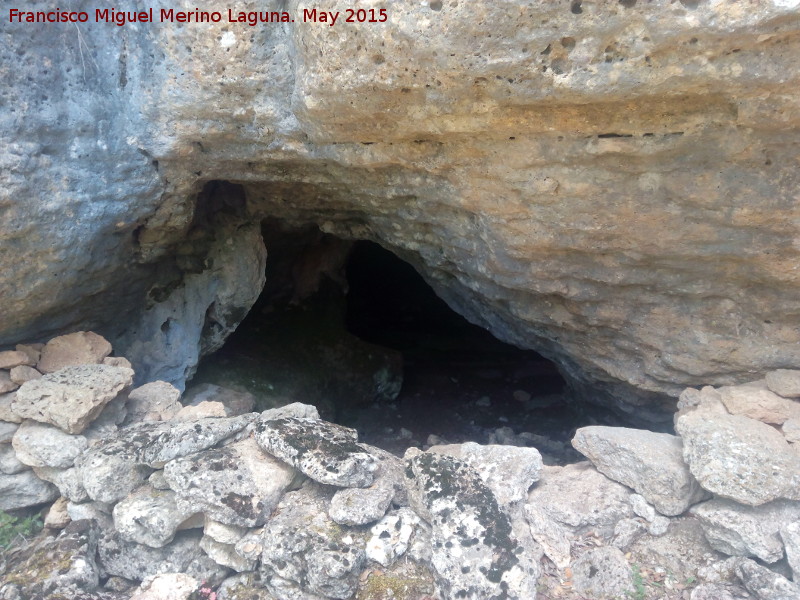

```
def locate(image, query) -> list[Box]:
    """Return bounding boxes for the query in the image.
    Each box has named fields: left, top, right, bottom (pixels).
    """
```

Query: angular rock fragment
left=183, top=383, right=256, bottom=417
left=103, top=356, right=133, bottom=369
left=429, top=441, right=543, bottom=506
left=77, top=449, right=152, bottom=504
left=67, top=500, right=114, bottom=530
left=572, top=426, right=707, bottom=516
left=254, top=416, right=378, bottom=487
left=260, top=482, right=366, bottom=600
left=735, top=558, right=800, bottom=600
left=571, top=546, right=634, bottom=600
left=129, top=573, right=199, bottom=600
left=113, top=484, right=197, bottom=548
left=691, top=498, right=800, bottom=563
left=0, top=392, right=21, bottom=423
left=0, top=350, right=33, bottom=369
left=260, top=401, right=320, bottom=421
left=676, top=410, right=800, bottom=505
left=34, top=465, right=90, bottom=502
left=9, top=366, right=41, bottom=386
left=781, top=521, right=800, bottom=581
left=405, top=450, right=539, bottom=600
left=0, top=442, right=26, bottom=474
left=0, top=468, right=58, bottom=510
left=124, top=380, right=182, bottom=424
left=0, top=420, right=18, bottom=443
left=204, top=518, right=248, bottom=545
left=12, top=419, right=88, bottom=468
left=12, top=364, right=133, bottom=434
left=719, top=380, right=800, bottom=424
left=200, top=535, right=256, bottom=572
left=37, top=331, right=113, bottom=373
left=782, top=417, right=800, bottom=443
left=164, top=437, right=296, bottom=528
left=0, top=370, right=18, bottom=394
left=524, top=503, right=572, bottom=569
left=765, top=369, right=800, bottom=398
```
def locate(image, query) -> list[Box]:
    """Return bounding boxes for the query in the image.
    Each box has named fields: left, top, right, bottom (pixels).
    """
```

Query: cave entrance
left=191, top=222, right=606, bottom=462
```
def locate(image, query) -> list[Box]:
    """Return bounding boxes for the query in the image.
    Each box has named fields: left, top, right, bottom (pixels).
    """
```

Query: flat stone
left=15, top=344, right=42, bottom=366
left=676, top=410, right=800, bottom=505
left=691, top=498, right=800, bottom=563
left=0, top=350, right=34, bottom=369
left=260, top=402, right=320, bottom=421
left=765, top=369, right=800, bottom=398
left=735, top=558, right=800, bottom=600
left=183, top=383, right=256, bottom=417
left=780, top=521, right=800, bottom=581
left=260, top=482, right=366, bottom=600
left=0, top=392, right=22, bottom=423
left=0, top=468, right=58, bottom=510
left=0, top=442, right=27, bottom=474
left=719, top=380, right=800, bottom=424
left=164, top=436, right=297, bottom=528
left=33, top=465, right=90, bottom=503
left=124, top=380, right=182, bottom=424
left=12, top=364, right=134, bottom=434
left=12, top=419, right=88, bottom=468
left=405, top=450, right=539, bottom=600
left=173, top=401, right=227, bottom=420
left=130, top=573, right=199, bottom=600
left=429, top=441, right=543, bottom=506
left=98, top=529, right=228, bottom=585
left=113, top=484, right=197, bottom=548
left=37, top=331, right=113, bottom=373
left=365, top=508, right=421, bottom=567
left=571, top=546, right=634, bottom=600
left=572, top=426, right=708, bottom=516
left=0, top=370, right=18, bottom=393
left=527, top=462, right=634, bottom=537
left=200, top=535, right=255, bottom=572
left=9, top=365, right=42, bottom=385
left=254, top=416, right=378, bottom=488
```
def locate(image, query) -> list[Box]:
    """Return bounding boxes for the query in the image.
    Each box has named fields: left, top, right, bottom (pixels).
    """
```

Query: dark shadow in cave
left=191, top=222, right=620, bottom=461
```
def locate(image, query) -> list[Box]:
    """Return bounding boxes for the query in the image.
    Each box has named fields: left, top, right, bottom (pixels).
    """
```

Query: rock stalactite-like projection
left=1, top=331, right=800, bottom=599
left=2, top=1, right=800, bottom=419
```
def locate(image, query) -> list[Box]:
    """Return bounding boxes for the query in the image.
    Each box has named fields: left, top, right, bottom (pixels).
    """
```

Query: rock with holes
left=163, top=436, right=297, bottom=528
left=365, top=508, right=422, bottom=567
left=260, top=481, right=366, bottom=600
left=718, top=380, right=800, bottom=424
left=735, top=558, right=800, bottom=600
left=97, top=529, right=229, bottom=585
left=76, top=447, right=152, bottom=504
left=428, top=441, right=543, bottom=507
left=12, top=364, right=133, bottom=434
left=113, top=484, right=197, bottom=548
left=124, top=380, right=182, bottom=424
left=691, top=498, right=800, bottom=563
left=404, top=449, right=540, bottom=600
left=0, top=468, right=58, bottom=510
left=572, top=426, right=708, bottom=515
left=676, top=410, right=800, bottom=505
left=526, top=462, right=635, bottom=537
left=571, top=546, right=634, bottom=600
left=254, top=416, right=378, bottom=488
left=11, top=419, right=88, bottom=468
left=37, top=331, right=113, bottom=373
left=0, top=393, right=21, bottom=423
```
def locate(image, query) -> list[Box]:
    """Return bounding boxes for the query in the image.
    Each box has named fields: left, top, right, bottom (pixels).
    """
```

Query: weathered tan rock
left=766, top=369, right=800, bottom=399
left=0, top=393, right=21, bottom=423
left=125, top=380, right=182, bottom=423
left=783, top=418, right=800, bottom=443
left=12, top=364, right=134, bottom=434
left=15, top=344, right=42, bottom=366
left=103, top=356, right=133, bottom=369
left=9, top=365, right=41, bottom=385
left=718, top=380, right=800, bottom=424
left=37, top=331, right=113, bottom=373
left=0, top=350, right=33, bottom=369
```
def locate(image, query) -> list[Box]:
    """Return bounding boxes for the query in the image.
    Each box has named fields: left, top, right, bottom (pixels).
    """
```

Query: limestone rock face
left=3, top=1, right=800, bottom=415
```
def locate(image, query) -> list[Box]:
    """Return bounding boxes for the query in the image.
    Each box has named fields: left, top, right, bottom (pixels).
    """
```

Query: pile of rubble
left=0, top=331, right=799, bottom=600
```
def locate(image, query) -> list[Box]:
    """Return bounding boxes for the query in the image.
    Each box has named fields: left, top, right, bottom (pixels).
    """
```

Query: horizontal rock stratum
left=2, top=0, right=800, bottom=416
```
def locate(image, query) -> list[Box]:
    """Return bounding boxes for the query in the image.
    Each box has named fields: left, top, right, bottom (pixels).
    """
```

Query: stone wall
left=2, top=0, right=800, bottom=415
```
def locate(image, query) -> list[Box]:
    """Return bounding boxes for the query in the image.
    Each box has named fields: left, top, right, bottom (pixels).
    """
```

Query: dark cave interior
left=191, top=222, right=622, bottom=461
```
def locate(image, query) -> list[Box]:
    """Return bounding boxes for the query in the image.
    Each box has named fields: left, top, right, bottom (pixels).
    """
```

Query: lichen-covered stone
left=12, top=364, right=133, bottom=434
left=129, top=573, right=200, bottom=600
left=163, top=437, right=296, bottom=528
left=405, top=450, right=539, bottom=599
left=254, top=417, right=378, bottom=488
left=113, top=484, right=197, bottom=548
left=365, top=508, right=422, bottom=568
left=200, top=535, right=256, bottom=573
left=260, top=482, right=366, bottom=600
